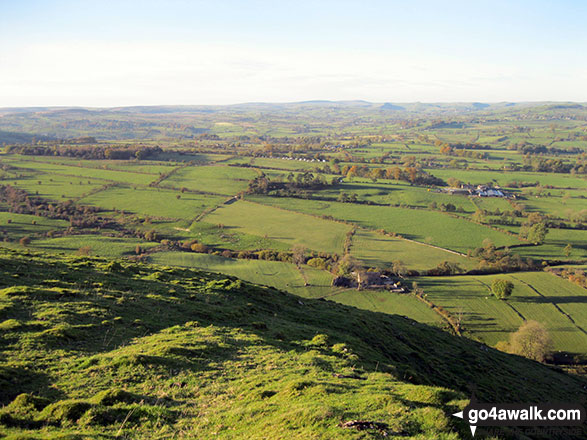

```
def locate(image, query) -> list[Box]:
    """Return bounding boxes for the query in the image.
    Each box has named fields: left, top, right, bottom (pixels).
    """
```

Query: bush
left=19, top=236, right=31, bottom=247
left=190, top=242, right=209, bottom=253
left=307, top=257, right=327, bottom=270
left=491, top=279, right=514, bottom=299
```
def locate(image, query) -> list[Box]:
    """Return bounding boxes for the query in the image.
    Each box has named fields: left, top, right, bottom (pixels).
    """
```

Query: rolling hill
left=0, top=247, right=585, bottom=439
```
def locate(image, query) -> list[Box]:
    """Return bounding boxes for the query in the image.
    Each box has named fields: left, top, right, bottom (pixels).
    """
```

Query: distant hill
left=0, top=101, right=586, bottom=140
left=0, top=247, right=584, bottom=438
left=0, top=130, right=54, bottom=144
left=380, top=103, right=406, bottom=111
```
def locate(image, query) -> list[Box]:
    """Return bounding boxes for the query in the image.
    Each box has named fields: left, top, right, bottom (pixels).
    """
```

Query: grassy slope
left=1, top=248, right=586, bottom=439
left=149, top=251, right=443, bottom=326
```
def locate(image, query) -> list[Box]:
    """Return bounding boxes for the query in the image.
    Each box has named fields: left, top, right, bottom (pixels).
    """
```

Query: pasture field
left=431, top=168, right=587, bottom=189
left=490, top=225, right=587, bottom=261
left=417, top=272, right=587, bottom=354
left=150, top=250, right=443, bottom=325
left=203, top=200, right=352, bottom=254
left=1, top=156, right=160, bottom=185
left=249, top=195, right=518, bottom=253
left=149, top=251, right=334, bottom=298
left=318, top=180, right=477, bottom=212
left=0, top=211, right=69, bottom=238
left=223, top=156, right=321, bottom=171
left=161, top=165, right=258, bottom=195
left=0, top=102, right=586, bottom=377
left=327, top=289, right=444, bottom=327
left=187, top=220, right=290, bottom=251
left=350, top=229, right=476, bottom=271
left=79, top=186, right=225, bottom=219
left=8, top=173, right=105, bottom=200
left=31, top=234, right=160, bottom=257
left=4, top=155, right=179, bottom=175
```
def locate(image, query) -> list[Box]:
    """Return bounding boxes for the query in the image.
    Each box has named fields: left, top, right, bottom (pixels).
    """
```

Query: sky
left=1, top=0, right=586, bottom=106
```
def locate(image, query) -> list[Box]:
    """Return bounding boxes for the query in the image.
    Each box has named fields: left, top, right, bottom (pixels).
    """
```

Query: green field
left=150, top=251, right=334, bottom=299
left=80, top=186, right=225, bottom=219
left=2, top=156, right=160, bottom=185
left=162, top=165, right=258, bottom=195
left=31, top=235, right=160, bottom=258
left=249, top=196, right=518, bottom=253
left=203, top=200, right=352, bottom=254
left=8, top=173, right=105, bottom=200
left=351, top=229, right=475, bottom=271
left=418, top=272, right=587, bottom=354
left=0, top=212, right=69, bottom=239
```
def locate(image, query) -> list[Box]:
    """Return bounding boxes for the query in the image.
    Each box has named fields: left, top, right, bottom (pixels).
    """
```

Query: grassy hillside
left=0, top=247, right=585, bottom=439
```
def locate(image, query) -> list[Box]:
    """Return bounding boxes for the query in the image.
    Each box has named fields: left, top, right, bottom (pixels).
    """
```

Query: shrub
left=307, top=257, right=327, bottom=270
left=19, top=236, right=31, bottom=247
left=190, top=242, right=209, bottom=253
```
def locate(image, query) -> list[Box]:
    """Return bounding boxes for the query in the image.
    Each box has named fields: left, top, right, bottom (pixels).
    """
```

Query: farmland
left=0, top=101, right=586, bottom=372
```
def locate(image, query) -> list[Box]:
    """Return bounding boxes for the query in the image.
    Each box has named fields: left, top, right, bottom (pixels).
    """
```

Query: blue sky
left=1, top=0, right=586, bottom=106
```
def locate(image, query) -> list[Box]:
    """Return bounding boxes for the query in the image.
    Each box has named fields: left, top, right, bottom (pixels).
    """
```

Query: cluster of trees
left=522, top=155, right=586, bottom=174
left=438, top=144, right=489, bottom=159
left=546, top=267, right=586, bottom=289
left=514, top=143, right=585, bottom=156
left=468, top=240, right=539, bottom=273
left=7, top=145, right=163, bottom=160
left=247, top=172, right=331, bottom=196
left=339, top=164, right=445, bottom=186
left=0, top=185, right=106, bottom=227
left=428, top=201, right=466, bottom=213
left=426, top=261, right=463, bottom=276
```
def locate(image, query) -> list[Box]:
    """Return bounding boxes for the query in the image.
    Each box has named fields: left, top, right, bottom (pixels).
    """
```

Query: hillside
left=0, top=248, right=585, bottom=439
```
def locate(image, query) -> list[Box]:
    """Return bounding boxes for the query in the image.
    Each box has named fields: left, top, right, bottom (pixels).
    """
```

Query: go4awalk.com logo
left=452, top=395, right=585, bottom=437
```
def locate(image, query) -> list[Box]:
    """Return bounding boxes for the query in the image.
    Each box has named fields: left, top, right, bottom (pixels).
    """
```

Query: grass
left=0, top=247, right=585, bottom=439
left=0, top=212, right=69, bottom=239
left=3, top=156, right=160, bottom=185
left=249, top=196, right=518, bottom=253
left=430, top=168, right=587, bottom=189
left=350, top=229, right=476, bottom=272
left=187, top=220, right=291, bottom=251
left=31, top=235, right=160, bottom=258
left=417, top=272, right=587, bottom=354
left=203, top=200, right=353, bottom=254
left=149, top=251, right=334, bottom=299
left=8, top=174, right=106, bottom=200
left=161, top=165, right=258, bottom=195
left=80, top=186, right=225, bottom=219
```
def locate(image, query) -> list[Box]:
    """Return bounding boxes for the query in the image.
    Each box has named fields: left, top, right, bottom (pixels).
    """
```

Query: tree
left=447, top=177, right=462, bottom=188
left=491, top=279, right=514, bottom=299
left=564, top=243, right=573, bottom=257
left=392, top=260, right=407, bottom=278
left=526, top=222, right=548, bottom=245
left=292, top=245, right=306, bottom=268
left=508, top=320, right=552, bottom=362
left=335, top=254, right=360, bottom=277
